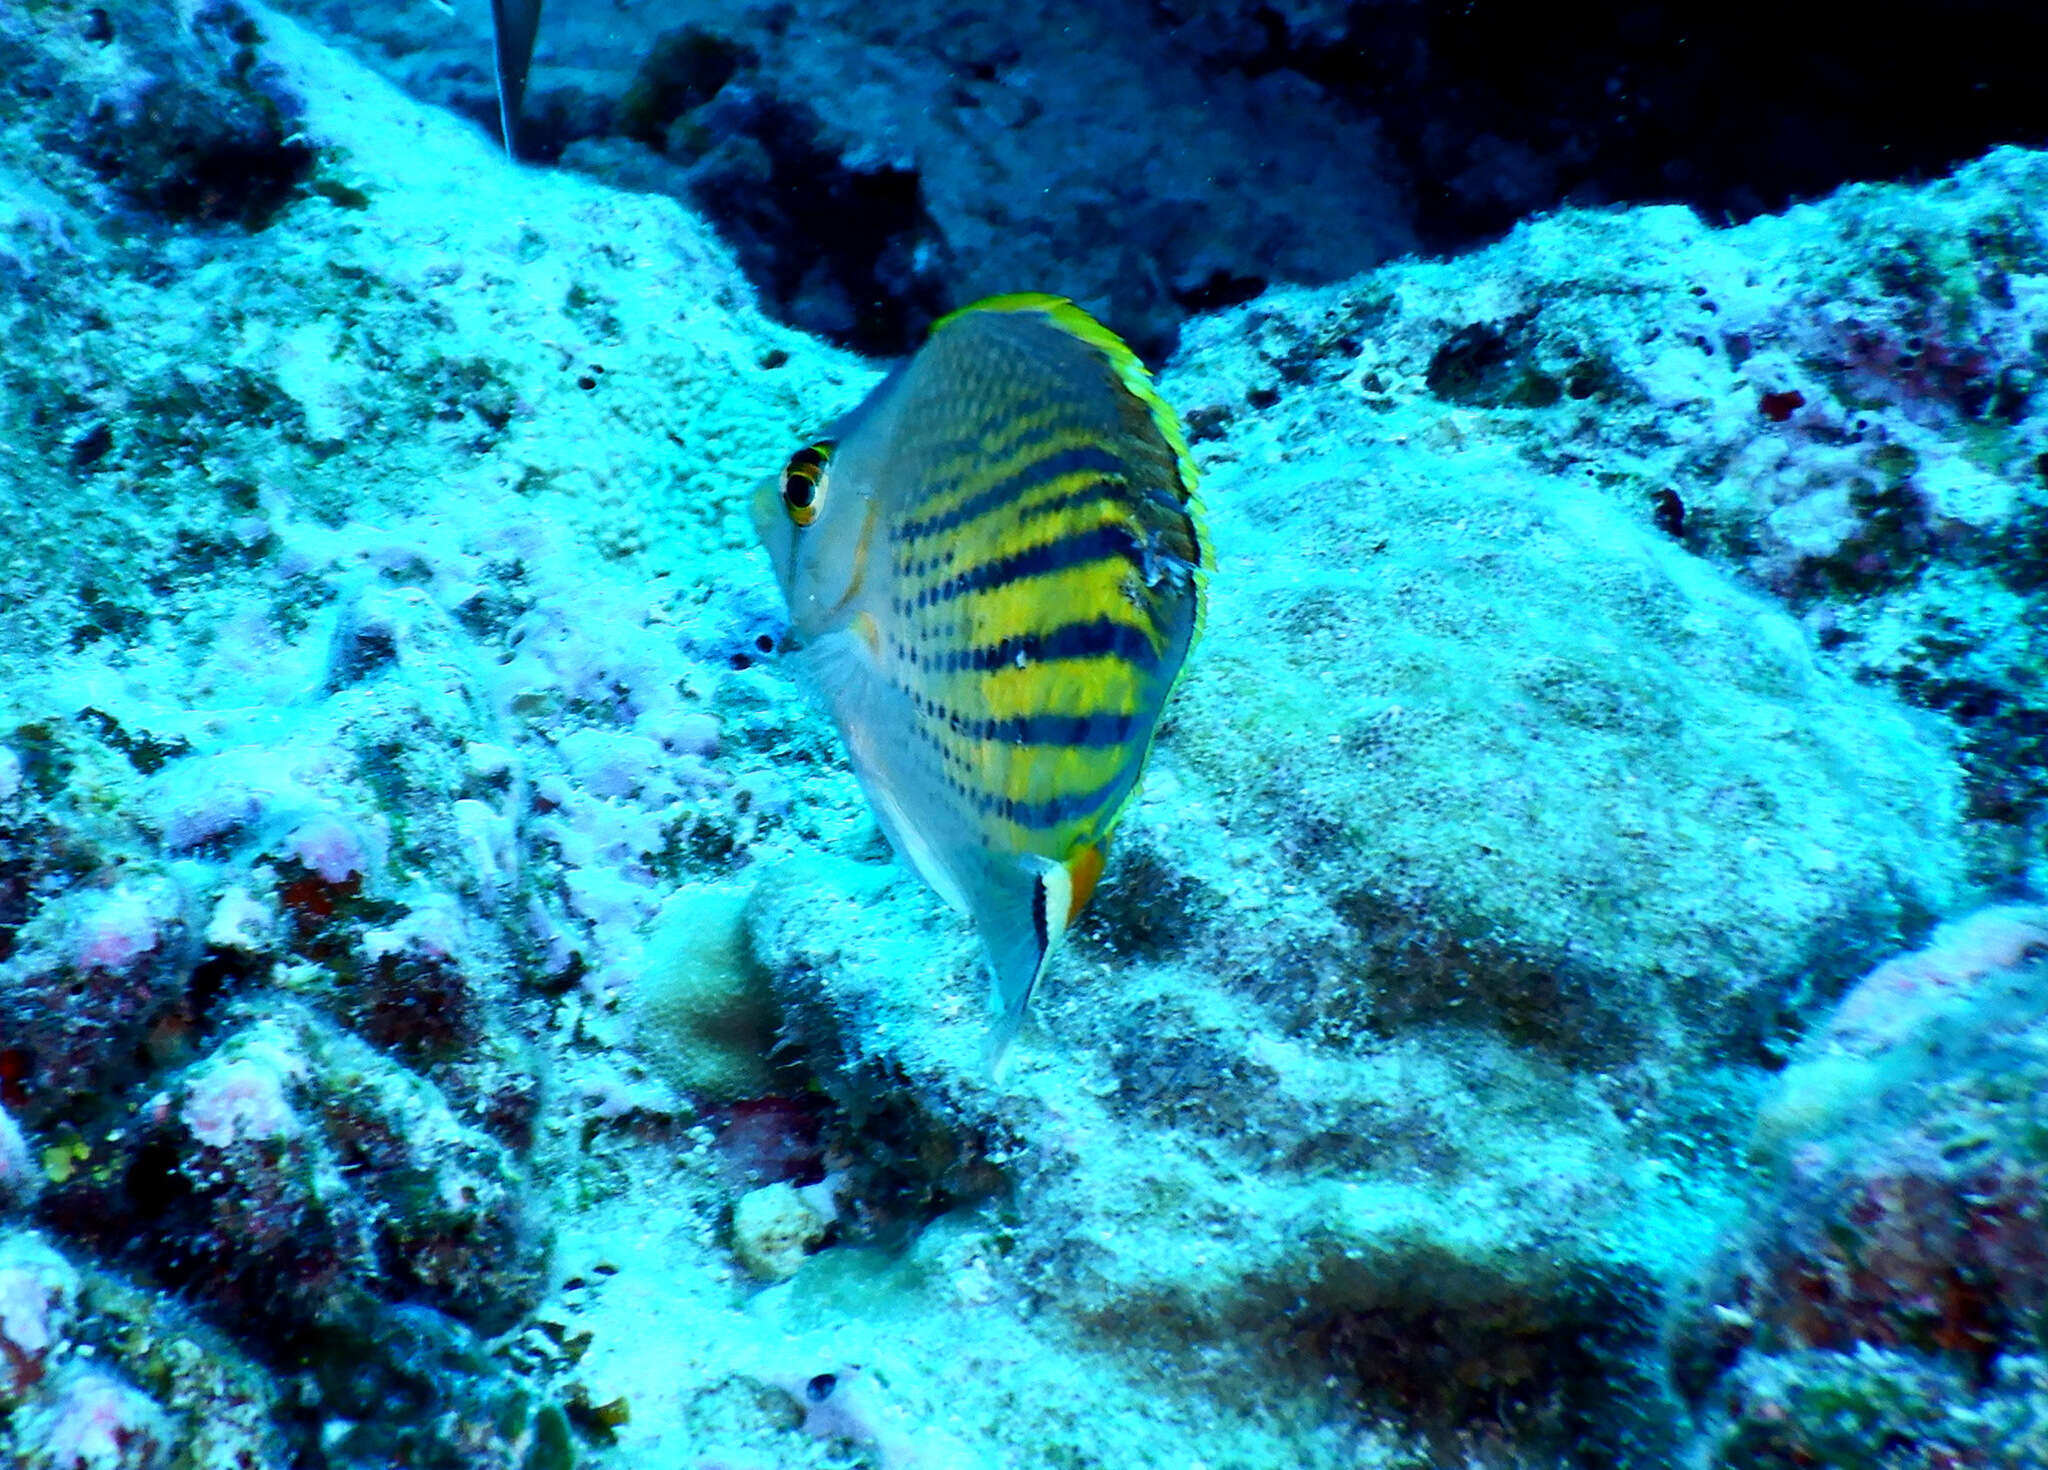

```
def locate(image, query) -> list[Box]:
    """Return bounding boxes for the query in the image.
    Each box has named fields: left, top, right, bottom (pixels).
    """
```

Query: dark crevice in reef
left=504, top=25, right=954, bottom=358
left=341, top=1, right=2048, bottom=363
left=566, top=2, right=2048, bottom=357
left=1301, top=1267, right=1677, bottom=1470
left=678, top=86, right=954, bottom=360
left=1195, top=1, right=2048, bottom=251
left=62, top=0, right=316, bottom=229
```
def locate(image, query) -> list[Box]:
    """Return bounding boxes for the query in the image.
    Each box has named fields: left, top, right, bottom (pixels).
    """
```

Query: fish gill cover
left=0, top=1, right=2043, bottom=1468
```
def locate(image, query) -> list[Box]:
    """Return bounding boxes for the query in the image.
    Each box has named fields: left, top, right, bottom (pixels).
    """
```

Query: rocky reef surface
left=263, top=0, right=2048, bottom=361
left=0, top=1, right=2043, bottom=1467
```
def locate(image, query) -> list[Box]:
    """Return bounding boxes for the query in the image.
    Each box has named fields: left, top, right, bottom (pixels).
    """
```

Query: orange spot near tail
left=1064, top=843, right=1106, bottom=920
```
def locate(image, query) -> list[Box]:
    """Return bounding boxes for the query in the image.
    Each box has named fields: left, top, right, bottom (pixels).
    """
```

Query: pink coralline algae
left=71, top=881, right=173, bottom=975
left=3, top=868, right=193, bottom=1128
left=0, top=1106, right=35, bottom=1208
left=649, top=711, right=721, bottom=760
left=555, top=727, right=667, bottom=801
left=1817, top=904, right=2048, bottom=1059
left=1674, top=906, right=2048, bottom=1458
left=19, top=1367, right=173, bottom=1470
left=147, top=757, right=273, bottom=854
left=759, top=1364, right=975, bottom=1470
left=285, top=813, right=373, bottom=885
left=0, top=1232, right=78, bottom=1405
left=0, top=1236, right=185, bottom=1470
left=178, top=1051, right=305, bottom=1149
left=39, top=1000, right=544, bottom=1343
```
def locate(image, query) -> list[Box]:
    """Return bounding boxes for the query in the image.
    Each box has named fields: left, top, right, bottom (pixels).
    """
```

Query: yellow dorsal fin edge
left=932, top=294, right=1211, bottom=583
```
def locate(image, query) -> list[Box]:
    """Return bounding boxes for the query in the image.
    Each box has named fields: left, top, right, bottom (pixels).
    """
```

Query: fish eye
left=781, top=441, right=834, bottom=528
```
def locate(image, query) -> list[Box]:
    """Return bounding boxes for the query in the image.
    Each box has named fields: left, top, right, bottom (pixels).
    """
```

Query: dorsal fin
left=930, top=293, right=1208, bottom=575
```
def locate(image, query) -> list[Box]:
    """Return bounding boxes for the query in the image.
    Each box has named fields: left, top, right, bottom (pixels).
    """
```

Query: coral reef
left=266, top=0, right=2048, bottom=359
left=0, top=0, right=2040, bottom=1466
left=1170, top=149, right=2048, bottom=897
left=629, top=883, right=778, bottom=1102
left=1672, top=909, right=2048, bottom=1466
left=0, top=1228, right=288, bottom=1469
left=7, top=0, right=314, bottom=229
left=44, top=1004, right=545, bottom=1334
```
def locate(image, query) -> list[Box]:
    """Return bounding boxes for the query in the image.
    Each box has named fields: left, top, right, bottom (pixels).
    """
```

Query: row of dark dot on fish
left=889, top=523, right=1149, bottom=613
left=903, top=686, right=1139, bottom=750
left=897, top=688, right=1140, bottom=829
left=914, top=753, right=1136, bottom=830
left=885, top=616, right=1161, bottom=676
left=890, top=452, right=1130, bottom=546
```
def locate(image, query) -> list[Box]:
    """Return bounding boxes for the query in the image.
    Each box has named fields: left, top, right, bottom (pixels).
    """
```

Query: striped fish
left=752, top=294, right=1208, bottom=1068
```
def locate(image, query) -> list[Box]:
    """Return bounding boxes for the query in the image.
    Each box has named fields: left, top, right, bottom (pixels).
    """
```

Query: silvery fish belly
left=753, top=293, right=1208, bottom=1068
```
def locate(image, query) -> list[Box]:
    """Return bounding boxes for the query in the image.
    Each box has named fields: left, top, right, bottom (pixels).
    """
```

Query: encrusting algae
left=753, top=293, right=1208, bottom=1069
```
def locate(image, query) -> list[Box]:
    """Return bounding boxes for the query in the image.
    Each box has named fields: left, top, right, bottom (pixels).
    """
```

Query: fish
left=753, top=293, right=1208, bottom=1069
left=489, top=0, right=542, bottom=160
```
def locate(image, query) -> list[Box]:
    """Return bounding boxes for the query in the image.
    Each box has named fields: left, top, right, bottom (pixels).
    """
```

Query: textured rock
left=42, top=1002, right=545, bottom=1339
left=2, top=0, right=314, bottom=229
left=1700, top=1349, right=2048, bottom=1470
left=0, top=861, right=195, bottom=1128
left=1673, top=910, right=2048, bottom=1467
left=0, top=1, right=2037, bottom=1466
left=1164, top=395, right=1964, bottom=1066
left=0, top=1230, right=292, bottom=1470
left=729, top=1180, right=830, bottom=1282
left=0, top=1231, right=78, bottom=1409
left=270, top=0, right=1419, bottom=359
left=12, top=1367, right=173, bottom=1470
left=1170, top=151, right=2048, bottom=892
left=267, top=0, right=2048, bottom=365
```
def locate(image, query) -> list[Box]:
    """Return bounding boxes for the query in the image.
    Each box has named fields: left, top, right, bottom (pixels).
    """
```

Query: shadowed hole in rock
left=1298, top=1271, right=1673, bottom=1468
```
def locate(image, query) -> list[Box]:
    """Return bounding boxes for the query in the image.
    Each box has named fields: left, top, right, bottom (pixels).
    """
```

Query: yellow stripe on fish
left=750, top=292, right=1206, bottom=1072
left=931, top=652, right=1150, bottom=728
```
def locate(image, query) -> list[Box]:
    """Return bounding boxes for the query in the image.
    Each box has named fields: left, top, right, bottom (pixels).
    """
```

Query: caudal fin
left=973, top=856, right=1079, bottom=1078
left=489, top=0, right=543, bottom=160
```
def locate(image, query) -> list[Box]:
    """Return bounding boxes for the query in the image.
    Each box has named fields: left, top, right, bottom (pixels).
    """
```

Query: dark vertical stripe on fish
left=975, top=766, right=1145, bottom=832
left=894, top=444, right=1127, bottom=544
left=923, top=523, right=1144, bottom=606
left=941, top=618, right=1161, bottom=674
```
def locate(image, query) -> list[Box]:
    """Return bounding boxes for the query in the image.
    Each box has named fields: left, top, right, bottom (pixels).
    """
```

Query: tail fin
left=489, top=0, right=543, bottom=160
left=973, top=855, right=1078, bottom=1078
